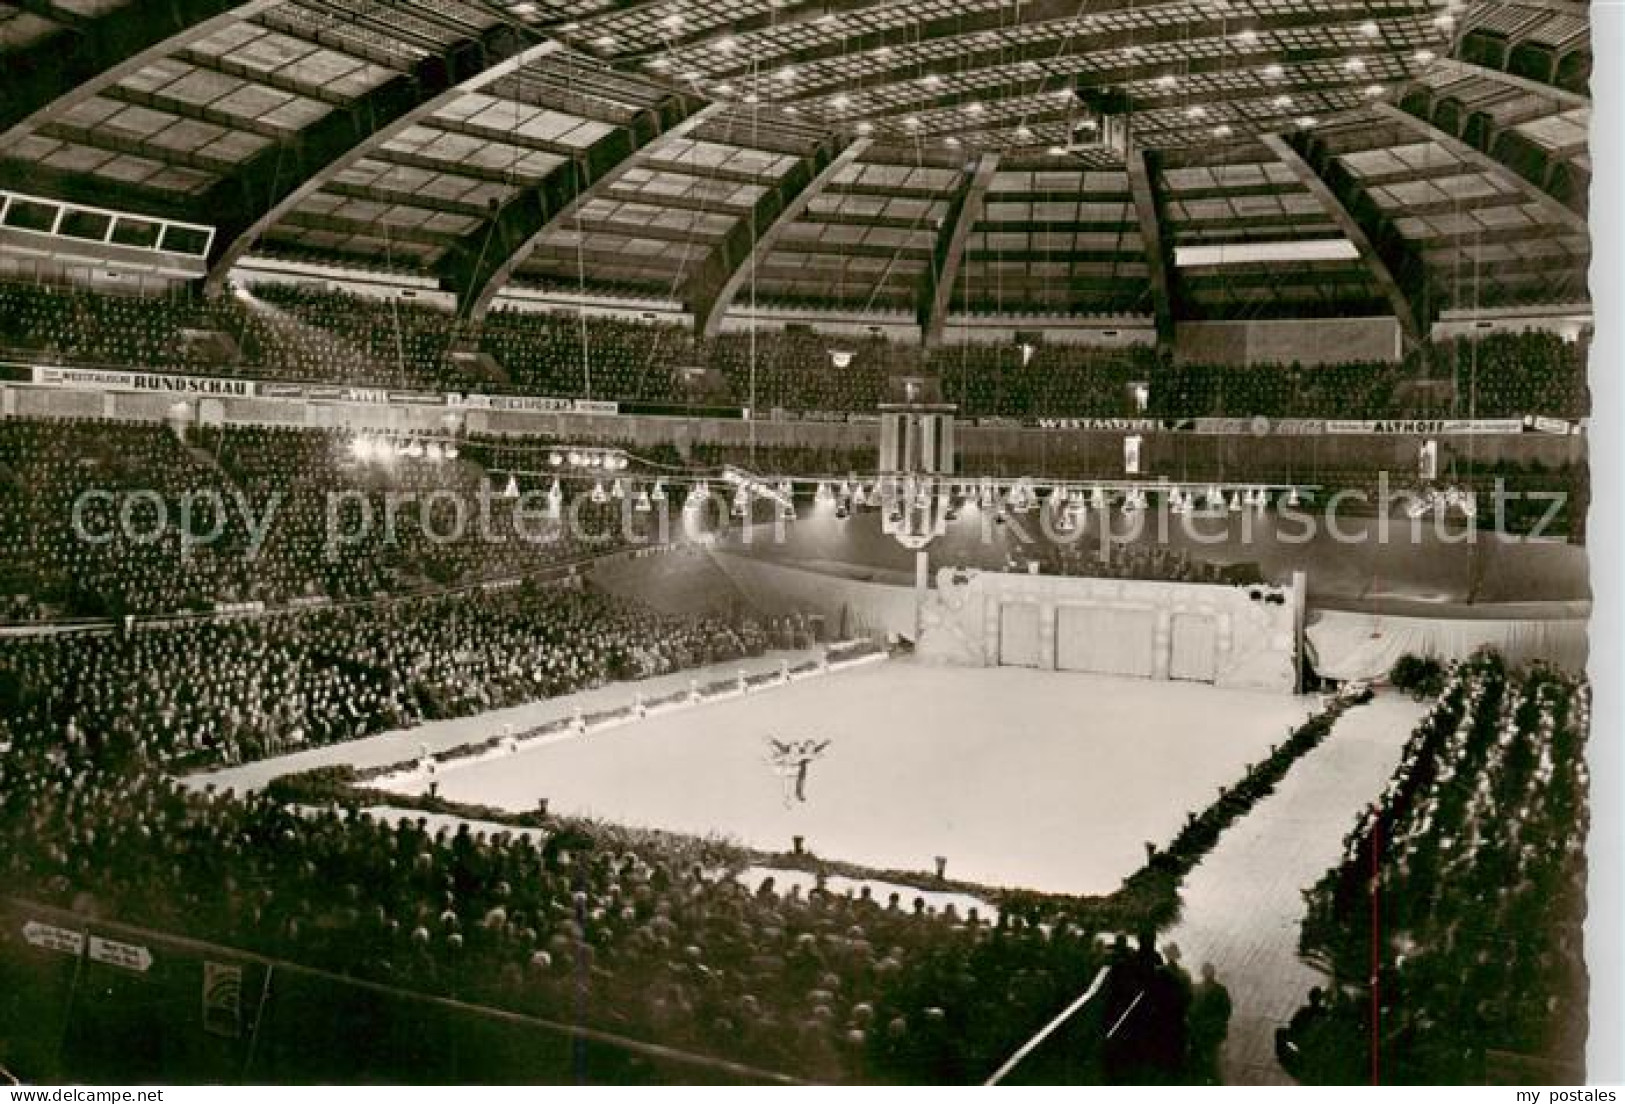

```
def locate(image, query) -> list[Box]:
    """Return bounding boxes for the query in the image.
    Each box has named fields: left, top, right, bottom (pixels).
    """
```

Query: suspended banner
left=1190, top=417, right=1327, bottom=436
left=387, top=391, right=443, bottom=406
left=21, top=919, right=84, bottom=957
left=448, top=393, right=619, bottom=415
left=88, top=934, right=153, bottom=972
left=331, top=387, right=389, bottom=404
left=30, top=365, right=256, bottom=397
left=1035, top=417, right=1169, bottom=431
left=1526, top=414, right=1581, bottom=436
left=773, top=409, right=881, bottom=425
left=1323, top=418, right=1527, bottom=435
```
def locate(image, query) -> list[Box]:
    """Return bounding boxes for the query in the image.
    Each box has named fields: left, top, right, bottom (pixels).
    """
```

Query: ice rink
left=384, top=660, right=1315, bottom=896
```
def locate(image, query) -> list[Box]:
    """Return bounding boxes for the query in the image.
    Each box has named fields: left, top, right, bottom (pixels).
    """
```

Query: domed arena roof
left=0, top=0, right=1590, bottom=338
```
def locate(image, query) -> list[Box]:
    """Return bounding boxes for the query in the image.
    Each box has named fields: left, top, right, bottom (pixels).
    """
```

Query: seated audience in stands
left=0, top=419, right=660, bottom=621
left=0, top=572, right=1188, bottom=1084
left=0, top=583, right=763, bottom=770
left=0, top=279, right=1587, bottom=420
left=1283, top=652, right=1588, bottom=1083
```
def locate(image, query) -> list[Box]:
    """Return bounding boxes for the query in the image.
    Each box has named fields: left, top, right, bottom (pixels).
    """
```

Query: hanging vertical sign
left=1124, top=434, right=1143, bottom=475
left=1419, top=438, right=1439, bottom=481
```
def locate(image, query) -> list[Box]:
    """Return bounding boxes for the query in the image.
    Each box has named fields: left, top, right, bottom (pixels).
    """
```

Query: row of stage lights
left=546, top=448, right=632, bottom=471
left=349, top=435, right=459, bottom=463
left=494, top=469, right=1314, bottom=525
left=495, top=469, right=791, bottom=520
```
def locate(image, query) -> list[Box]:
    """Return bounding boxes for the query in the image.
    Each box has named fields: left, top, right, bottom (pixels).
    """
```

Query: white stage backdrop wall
left=1308, top=609, right=1589, bottom=681
left=919, top=569, right=1302, bottom=692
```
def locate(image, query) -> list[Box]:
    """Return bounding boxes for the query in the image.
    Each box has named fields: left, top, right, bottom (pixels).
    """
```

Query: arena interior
left=0, top=0, right=1599, bottom=1087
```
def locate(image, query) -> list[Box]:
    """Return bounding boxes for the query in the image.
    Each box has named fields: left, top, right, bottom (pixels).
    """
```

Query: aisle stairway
left=1163, top=692, right=1428, bottom=1084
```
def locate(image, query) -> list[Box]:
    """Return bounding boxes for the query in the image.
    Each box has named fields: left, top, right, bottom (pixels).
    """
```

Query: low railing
left=0, top=897, right=802, bottom=1086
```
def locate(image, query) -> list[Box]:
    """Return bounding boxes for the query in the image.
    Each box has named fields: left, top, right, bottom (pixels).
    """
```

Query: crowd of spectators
left=0, top=564, right=1218, bottom=1083
left=929, top=342, right=1152, bottom=420
left=478, top=307, right=694, bottom=402
left=0, top=279, right=1589, bottom=419
left=1439, top=332, right=1590, bottom=423
left=1282, top=652, right=1589, bottom=1083
left=1148, top=334, right=1589, bottom=422
left=0, top=419, right=665, bottom=622
left=1026, top=541, right=1260, bottom=587
left=709, top=330, right=894, bottom=414
left=0, top=413, right=1585, bottom=625
left=0, top=755, right=1136, bottom=1082
left=245, top=284, right=464, bottom=390
left=0, top=583, right=763, bottom=770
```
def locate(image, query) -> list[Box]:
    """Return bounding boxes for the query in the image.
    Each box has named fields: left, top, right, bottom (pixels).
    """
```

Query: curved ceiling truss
left=0, top=0, right=1592, bottom=338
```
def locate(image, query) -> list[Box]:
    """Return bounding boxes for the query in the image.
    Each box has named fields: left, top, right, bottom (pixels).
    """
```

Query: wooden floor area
left=1165, top=692, right=1427, bottom=1085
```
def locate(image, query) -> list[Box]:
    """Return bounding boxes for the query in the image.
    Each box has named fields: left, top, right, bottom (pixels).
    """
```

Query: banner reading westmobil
left=31, top=365, right=256, bottom=397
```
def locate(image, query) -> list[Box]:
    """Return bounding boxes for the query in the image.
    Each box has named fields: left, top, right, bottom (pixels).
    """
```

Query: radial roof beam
left=456, top=99, right=721, bottom=323
left=691, top=136, right=872, bottom=340
left=1, top=0, right=279, bottom=144
left=1371, top=99, right=1588, bottom=230
left=1125, top=144, right=1175, bottom=354
left=201, top=36, right=558, bottom=294
left=921, top=151, right=998, bottom=350
left=1260, top=131, right=1425, bottom=348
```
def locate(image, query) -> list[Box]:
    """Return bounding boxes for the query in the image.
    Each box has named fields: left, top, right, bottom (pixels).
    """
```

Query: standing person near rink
left=765, top=737, right=832, bottom=806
